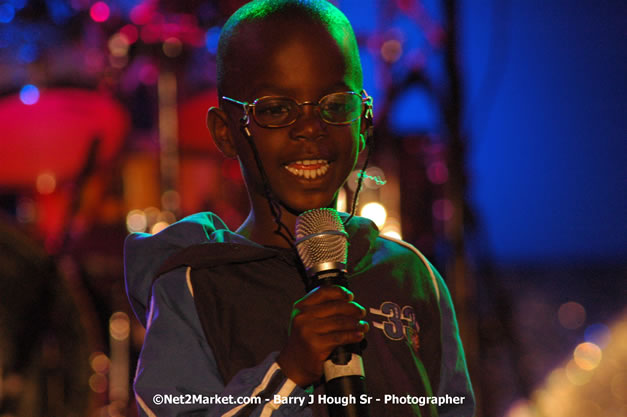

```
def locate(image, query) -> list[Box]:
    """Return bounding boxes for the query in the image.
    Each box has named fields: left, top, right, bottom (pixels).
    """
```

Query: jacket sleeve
left=133, top=268, right=312, bottom=417
left=433, top=269, right=475, bottom=417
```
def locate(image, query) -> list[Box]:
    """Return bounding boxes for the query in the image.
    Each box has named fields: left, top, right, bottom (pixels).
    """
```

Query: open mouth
left=283, top=159, right=330, bottom=179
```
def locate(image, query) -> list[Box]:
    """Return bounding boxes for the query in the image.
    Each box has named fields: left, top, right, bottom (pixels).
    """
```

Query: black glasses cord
left=240, top=124, right=296, bottom=249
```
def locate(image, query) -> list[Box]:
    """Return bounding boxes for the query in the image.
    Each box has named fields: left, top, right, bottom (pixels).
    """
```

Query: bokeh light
left=381, top=218, right=402, bottom=240
left=88, top=373, right=108, bottom=393
left=163, top=37, right=182, bottom=58
left=573, top=342, right=602, bottom=371
left=151, top=221, right=169, bottom=234
left=381, top=39, right=402, bottom=63
left=89, top=1, right=110, bottom=22
left=126, top=209, right=147, bottom=233
left=19, top=84, right=40, bottom=105
left=205, top=26, right=221, bottom=54
left=36, top=172, right=57, bottom=195
left=89, top=352, right=110, bottom=374
left=558, top=301, right=586, bottom=329
left=360, top=202, right=387, bottom=227
left=108, top=33, right=130, bottom=57
left=119, top=24, right=139, bottom=44
left=336, top=188, right=347, bottom=213
left=129, top=3, right=154, bottom=25
left=109, top=312, right=130, bottom=341
left=0, top=3, right=16, bottom=23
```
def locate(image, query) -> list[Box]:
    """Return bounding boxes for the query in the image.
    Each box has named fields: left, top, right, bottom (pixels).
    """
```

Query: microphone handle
left=311, top=273, right=371, bottom=417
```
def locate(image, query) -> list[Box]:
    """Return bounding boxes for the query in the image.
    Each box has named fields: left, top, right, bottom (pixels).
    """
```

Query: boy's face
left=219, top=19, right=365, bottom=215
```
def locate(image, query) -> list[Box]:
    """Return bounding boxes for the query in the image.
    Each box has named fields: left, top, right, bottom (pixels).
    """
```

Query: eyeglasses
left=222, top=91, right=373, bottom=128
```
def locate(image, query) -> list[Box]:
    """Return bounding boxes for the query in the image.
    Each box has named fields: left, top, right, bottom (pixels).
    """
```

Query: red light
left=130, top=3, right=154, bottom=25
left=120, top=24, right=139, bottom=44
left=90, top=2, right=110, bottom=22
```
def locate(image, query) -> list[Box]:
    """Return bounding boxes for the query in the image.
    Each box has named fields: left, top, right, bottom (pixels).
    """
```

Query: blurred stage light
left=90, top=1, right=110, bottom=22
left=558, top=301, right=586, bottom=329
left=0, top=3, right=15, bottom=23
left=89, top=352, right=110, bottom=374
left=505, top=313, right=627, bottom=417
left=336, top=187, right=347, bottom=213
left=108, top=33, right=130, bottom=56
left=163, top=37, right=182, bottom=58
left=109, top=312, right=130, bottom=341
left=361, top=202, right=387, bottom=227
left=19, top=84, right=40, bottom=105
left=89, top=373, right=107, bottom=393
left=573, top=342, right=602, bottom=371
left=126, top=209, right=147, bottom=233
left=36, top=172, right=56, bottom=195
left=381, top=217, right=402, bottom=240
left=120, top=24, right=138, bottom=44
left=205, top=26, right=221, bottom=54
left=381, top=39, right=402, bottom=63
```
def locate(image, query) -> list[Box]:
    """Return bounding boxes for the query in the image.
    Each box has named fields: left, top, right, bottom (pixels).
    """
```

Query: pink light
left=130, top=3, right=154, bottom=25
left=90, top=2, right=110, bottom=22
left=138, top=63, right=159, bottom=85
left=427, top=161, right=449, bottom=184
left=120, top=24, right=139, bottom=44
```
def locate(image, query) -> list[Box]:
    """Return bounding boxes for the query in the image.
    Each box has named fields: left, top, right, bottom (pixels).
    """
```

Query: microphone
left=295, top=208, right=370, bottom=417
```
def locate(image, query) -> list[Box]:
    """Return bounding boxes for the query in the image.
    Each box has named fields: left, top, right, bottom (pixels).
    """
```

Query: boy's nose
left=291, top=104, right=326, bottom=141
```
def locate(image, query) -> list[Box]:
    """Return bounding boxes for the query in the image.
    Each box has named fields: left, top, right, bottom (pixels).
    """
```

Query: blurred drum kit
left=0, top=79, right=251, bottom=416
left=0, top=86, right=133, bottom=416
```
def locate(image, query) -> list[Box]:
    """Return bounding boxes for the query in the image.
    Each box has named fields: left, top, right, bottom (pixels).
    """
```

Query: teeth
left=284, top=160, right=329, bottom=179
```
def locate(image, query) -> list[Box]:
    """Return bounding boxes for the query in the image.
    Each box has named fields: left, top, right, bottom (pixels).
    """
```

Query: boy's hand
left=276, top=285, right=369, bottom=387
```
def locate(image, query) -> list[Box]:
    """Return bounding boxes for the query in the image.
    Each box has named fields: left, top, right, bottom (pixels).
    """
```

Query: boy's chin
left=279, top=195, right=338, bottom=217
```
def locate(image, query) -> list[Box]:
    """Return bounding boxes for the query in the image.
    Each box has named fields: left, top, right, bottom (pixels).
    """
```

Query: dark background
left=0, top=1, right=625, bottom=416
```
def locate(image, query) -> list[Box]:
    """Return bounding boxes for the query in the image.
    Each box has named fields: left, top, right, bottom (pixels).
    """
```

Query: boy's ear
left=207, top=107, right=237, bottom=158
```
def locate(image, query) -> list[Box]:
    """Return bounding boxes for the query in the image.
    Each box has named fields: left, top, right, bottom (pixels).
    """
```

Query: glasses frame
left=222, top=90, right=373, bottom=128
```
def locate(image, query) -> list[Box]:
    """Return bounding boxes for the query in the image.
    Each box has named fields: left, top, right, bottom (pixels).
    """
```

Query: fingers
left=295, top=285, right=354, bottom=308
left=278, top=284, right=370, bottom=387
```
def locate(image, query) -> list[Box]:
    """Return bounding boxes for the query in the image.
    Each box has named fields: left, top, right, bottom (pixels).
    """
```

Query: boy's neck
left=236, top=210, right=298, bottom=248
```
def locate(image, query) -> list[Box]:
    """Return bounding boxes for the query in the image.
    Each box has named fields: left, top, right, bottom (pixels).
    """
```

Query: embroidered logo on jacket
left=369, top=302, right=420, bottom=353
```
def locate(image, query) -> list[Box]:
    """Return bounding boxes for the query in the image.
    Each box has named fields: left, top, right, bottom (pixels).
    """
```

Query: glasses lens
left=254, top=97, right=297, bottom=127
left=320, top=93, right=362, bottom=124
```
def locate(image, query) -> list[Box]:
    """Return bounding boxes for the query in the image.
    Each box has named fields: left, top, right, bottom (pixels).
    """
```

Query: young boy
left=124, top=1, right=474, bottom=416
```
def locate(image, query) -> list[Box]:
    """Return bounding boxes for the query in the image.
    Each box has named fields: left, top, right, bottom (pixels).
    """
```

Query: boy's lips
left=283, top=159, right=330, bottom=180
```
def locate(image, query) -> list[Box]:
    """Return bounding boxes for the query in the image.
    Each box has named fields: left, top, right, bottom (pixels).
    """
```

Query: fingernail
left=360, top=320, right=370, bottom=332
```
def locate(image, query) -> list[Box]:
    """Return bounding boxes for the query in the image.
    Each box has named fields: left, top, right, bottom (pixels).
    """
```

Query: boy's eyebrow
left=247, top=82, right=357, bottom=100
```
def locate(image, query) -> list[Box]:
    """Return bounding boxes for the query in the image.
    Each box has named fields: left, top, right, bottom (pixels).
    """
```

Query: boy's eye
left=321, top=99, right=350, bottom=114
left=256, top=99, right=293, bottom=119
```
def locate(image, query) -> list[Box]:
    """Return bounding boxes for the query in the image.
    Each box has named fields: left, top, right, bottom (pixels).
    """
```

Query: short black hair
left=216, top=0, right=362, bottom=99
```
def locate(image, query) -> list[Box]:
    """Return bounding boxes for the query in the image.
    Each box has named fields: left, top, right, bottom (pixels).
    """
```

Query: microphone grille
left=295, top=208, right=348, bottom=272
